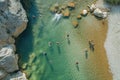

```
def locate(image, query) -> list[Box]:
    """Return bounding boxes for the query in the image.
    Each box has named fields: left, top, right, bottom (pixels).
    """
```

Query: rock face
left=63, top=9, right=70, bottom=17
left=0, top=0, right=28, bottom=80
left=0, top=0, right=28, bottom=45
left=0, top=45, right=18, bottom=73
left=3, top=71, right=27, bottom=80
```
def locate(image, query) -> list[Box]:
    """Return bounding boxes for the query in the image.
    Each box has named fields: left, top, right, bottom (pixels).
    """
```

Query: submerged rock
left=50, top=3, right=59, bottom=13
left=93, top=8, right=108, bottom=18
left=54, top=3, right=59, bottom=9
left=77, top=15, right=82, bottom=19
left=63, top=9, right=70, bottom=17
left=22, top=63, right=28, bottom=70
left=0, top=0, right=28, bottom=79
left=72, top=21, right=79, bottom=28
left=60, top=5, right=67, bottom=10
left=81, top=9, right=88, bottom=16
left=68, top=2, right=75, bottom=8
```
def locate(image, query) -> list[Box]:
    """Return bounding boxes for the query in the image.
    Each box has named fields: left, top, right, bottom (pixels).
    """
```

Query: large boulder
left=4, top=71, right=27, bottom=80
left=93, top=8, right=108, bottom=18
left=7, top=0, right=28, bottom=37
left=50, top=3, right=59, bottom=13
left=0, top=0, right=28, bottom=79
left=0, top=45, right=19, bottom=73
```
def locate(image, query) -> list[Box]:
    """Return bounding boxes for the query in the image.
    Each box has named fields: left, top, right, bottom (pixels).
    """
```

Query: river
left=16, top=0, right=112, bottom=80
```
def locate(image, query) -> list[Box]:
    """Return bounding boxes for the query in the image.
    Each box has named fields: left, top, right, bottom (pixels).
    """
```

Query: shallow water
left=16, top=0, right=112, bottom=80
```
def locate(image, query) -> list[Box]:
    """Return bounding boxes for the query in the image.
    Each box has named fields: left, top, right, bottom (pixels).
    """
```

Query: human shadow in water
left=45, top=55, right=54, bottom=71
left=57, top=46, right=61, bottom=54
left=49, top=46, right=54, bottom=53
left=67, top=38, right=71, bottom=45
left=38, top=20, right=45, bottom=38
left=76, top=64, right=79, bottom=71
left=85, top=51, right=88, bottom=59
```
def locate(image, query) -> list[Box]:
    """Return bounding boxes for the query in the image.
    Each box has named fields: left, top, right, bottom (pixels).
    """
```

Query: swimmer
left=76, top=62, right=79, bottom=65
left=43, top=52, right=47, bottom=56
left=67, top=34, right=69, bottom=38
left=56, top=42, right=60, bottom=45
left=48, top=41, right=52, bottom=47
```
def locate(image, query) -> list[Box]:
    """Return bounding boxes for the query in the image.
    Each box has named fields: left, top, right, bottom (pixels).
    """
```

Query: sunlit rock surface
left=4, top=71, right=27, bottom=80
left=93, top=8, right=108, bottom=18
left=0, top=45, right=18, bottom=73
left=0, top=0, right=28, bottom=79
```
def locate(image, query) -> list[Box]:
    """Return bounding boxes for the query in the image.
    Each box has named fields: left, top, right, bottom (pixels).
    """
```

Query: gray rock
left=4, top=71, right=27, bottom=80
left=0, top=69, right=8, bottom=79
left=0, top=0, right=28, bottom=45
left=8, top=0, right=28, bottom=37
left=0, top=45, right=19, bottom=73
left=0, top=0, right=28, bottom=79
left=0, top=0, right=8, bottom=12
left=93, top=8, right=108, bottom=18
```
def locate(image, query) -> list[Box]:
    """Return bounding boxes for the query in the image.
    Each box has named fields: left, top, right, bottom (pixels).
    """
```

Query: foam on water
left=104, top=6, right=120, bottom=80
left=52, top=13, right=62, bottom=22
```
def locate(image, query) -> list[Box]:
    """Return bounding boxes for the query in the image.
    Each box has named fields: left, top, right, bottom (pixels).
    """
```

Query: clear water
left=16, top=0, right=112, bottom=80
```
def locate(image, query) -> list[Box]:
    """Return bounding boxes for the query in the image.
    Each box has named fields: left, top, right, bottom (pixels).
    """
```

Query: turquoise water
left=16, top=0, right=112, bottom=80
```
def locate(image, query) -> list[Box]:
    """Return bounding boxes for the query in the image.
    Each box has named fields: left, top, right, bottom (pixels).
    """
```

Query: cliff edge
left=0, top=0, right=28, bottom=80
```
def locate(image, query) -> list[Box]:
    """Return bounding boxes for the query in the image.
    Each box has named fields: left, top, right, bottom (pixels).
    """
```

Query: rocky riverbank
left=0, top=0, right=28, bottom=80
